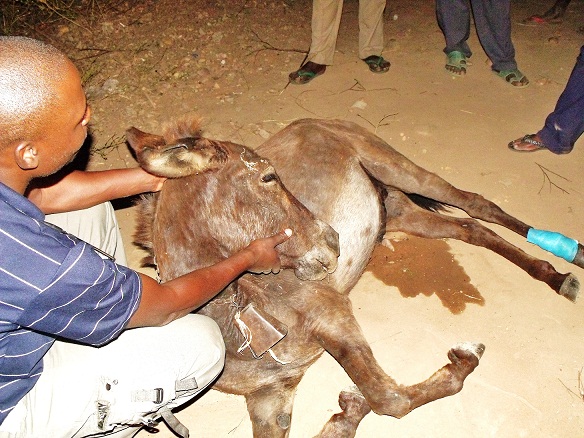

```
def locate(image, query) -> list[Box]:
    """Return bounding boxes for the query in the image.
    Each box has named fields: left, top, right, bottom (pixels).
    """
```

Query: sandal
left=523, top=3, right=567, bottom=24
left=495, top=69, right=530, bottom=88
left=508, top=134, right=547, bottom=152
left=445, top=51, right=467, bottom=76
left=288, top=61, right=326, bottom=85
left=362, top=55, right=390, bottom=73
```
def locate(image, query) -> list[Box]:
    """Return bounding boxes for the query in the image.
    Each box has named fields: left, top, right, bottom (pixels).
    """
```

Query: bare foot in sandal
left=508, top=134, right=547, bottom=152
left=362, top=55, right=390, bottom=73
left=495, top=68, right=530, bottom=87
left=288, top=61, right=326, bottom=85
left=445, top=51, right=467, bottom=76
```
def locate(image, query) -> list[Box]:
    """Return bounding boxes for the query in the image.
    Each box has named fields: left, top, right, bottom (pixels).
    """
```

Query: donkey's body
left=130, top=118, right=579, bottom=437
left=257, top=119, right=581, bottom=300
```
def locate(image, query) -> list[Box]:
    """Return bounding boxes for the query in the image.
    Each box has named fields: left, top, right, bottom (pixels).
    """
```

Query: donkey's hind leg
left=356, top=128, right=584, bottom=269
left=383, top=190, right=579, bottom=301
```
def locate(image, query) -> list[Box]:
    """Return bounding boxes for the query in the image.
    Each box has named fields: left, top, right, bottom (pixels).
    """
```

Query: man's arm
left=127, top=229, right=292, bottom=328
left=27, top=168, right=165, bottom=214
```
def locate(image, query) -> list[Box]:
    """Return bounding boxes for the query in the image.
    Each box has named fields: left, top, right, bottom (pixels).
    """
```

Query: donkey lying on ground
left=128, top=118, right=580, bottom=437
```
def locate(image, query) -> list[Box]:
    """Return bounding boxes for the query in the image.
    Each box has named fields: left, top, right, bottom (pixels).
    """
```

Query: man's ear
left=14, top=142, right=39, bottom=170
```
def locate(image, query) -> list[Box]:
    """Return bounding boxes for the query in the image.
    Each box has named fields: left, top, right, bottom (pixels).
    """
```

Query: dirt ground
left=22, top=0, right=584, bottom=436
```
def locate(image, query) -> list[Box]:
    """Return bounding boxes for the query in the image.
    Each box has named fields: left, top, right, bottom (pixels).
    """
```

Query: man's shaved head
left=0, top=36, right=72, bottom=150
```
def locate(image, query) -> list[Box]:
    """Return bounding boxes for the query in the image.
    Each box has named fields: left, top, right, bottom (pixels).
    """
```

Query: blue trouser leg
left=538, top=45, right=584, bottom=154
left=436, top=0, right=472, bottom=57
left=436, top=0, right=517, bottom=71
left=469, top=0, right=517, bottom=71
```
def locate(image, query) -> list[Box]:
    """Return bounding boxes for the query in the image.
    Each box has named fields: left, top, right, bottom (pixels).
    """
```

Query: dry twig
left=91, top=133, right=126, bottom=160
left=536, top=163, right=571, bottom=195
left=357, top=113, right=398, bottom=133
left=558, top=367, right=584, bottom=402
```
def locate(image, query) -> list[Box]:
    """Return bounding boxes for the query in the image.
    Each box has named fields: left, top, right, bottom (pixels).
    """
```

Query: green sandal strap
left=296, top=71, right=317, bottom=79
left=362, top=55, right=390, bottom=73
left=288, top=62, right=326, bottom=85
left=495, top=69, right=530, bottom=87
left=446, top=51, right=467, bottom=67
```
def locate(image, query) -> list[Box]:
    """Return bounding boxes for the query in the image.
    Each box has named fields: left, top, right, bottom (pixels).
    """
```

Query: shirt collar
left=0, top=181, right=45, bottom=220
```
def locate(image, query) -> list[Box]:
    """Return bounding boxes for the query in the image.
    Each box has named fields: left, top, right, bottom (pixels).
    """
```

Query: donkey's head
left=127, top=118, right=339, bottom=282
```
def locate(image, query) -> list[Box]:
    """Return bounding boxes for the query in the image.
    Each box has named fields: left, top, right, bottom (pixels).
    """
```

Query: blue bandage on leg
left=527, top=228, right=579, bottom=262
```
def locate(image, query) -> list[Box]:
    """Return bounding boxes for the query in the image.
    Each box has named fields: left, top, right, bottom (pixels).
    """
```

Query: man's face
left=36, top=61, right=91, bottom=176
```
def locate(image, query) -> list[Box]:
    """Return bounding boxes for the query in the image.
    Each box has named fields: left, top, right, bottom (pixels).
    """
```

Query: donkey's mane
left=161, top=116, right=203, bottom=143
left=133, top=193, right=158, bottom=268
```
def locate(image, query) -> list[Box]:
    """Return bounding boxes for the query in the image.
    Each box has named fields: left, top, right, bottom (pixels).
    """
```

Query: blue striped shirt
left=0, top=182, right=142, bottom=424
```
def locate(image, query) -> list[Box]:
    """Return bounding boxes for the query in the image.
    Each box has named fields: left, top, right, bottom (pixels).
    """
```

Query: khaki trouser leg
left=308, top=0, right=344, bottom=65
left=358, top=0, right=386, bottom=59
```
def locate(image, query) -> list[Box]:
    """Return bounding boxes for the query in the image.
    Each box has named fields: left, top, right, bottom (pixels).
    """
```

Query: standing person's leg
left=436, top=0, right=472, bottom=75
left=470, top=0, right=528, bottom=86
left=309, top=0, right=344, bottom=65
left=289, top=0, right=343, bottom=84
left=538, top=46, right=584, bottom=153
left=524, top=0, right=572, bottom=24
left=508, top=46, right=584, bottom=153
left=0, top=314, right=225, bottom=438
left=358, top=0, right=390, bottom=73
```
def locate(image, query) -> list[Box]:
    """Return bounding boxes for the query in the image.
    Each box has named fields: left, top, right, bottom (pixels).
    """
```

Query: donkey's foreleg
left=323, top=328, right=483, bottom=419
left=384, top=191, right=579, bottom=301
left=315, top=386, right=371, bottom=438
left=245, top=383, right=299, bottom=438
left=297, top=287, right=483, bottom=419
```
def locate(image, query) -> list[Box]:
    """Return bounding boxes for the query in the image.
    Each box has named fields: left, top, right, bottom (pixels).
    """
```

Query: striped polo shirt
left=0, top=182, right=142, bottom=424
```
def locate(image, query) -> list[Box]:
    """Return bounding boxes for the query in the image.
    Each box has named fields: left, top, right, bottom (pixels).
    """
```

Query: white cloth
left=0, top=315, right=225, bottom=438
left=44, top=202, right=128, bottom=266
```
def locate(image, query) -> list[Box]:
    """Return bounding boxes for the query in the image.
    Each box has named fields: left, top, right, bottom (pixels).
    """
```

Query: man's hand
left=245, top=228, right=293, bottom=274
left=132, top=228, right=294, bottom=327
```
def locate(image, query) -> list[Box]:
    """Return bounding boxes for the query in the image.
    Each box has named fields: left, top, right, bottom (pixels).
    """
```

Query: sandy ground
left=30, top=0, right=584, bottom=436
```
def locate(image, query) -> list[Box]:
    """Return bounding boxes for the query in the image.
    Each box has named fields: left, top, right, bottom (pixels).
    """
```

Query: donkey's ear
left=126, top=127, right=167, bottom=154
left=126, top=127, right=228, bottom=178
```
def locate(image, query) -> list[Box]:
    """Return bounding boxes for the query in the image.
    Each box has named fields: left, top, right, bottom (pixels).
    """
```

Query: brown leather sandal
left=508, top=134, right=547, bottom=152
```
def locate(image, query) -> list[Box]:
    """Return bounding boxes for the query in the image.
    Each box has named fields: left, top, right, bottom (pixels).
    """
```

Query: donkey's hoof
left=450, top=342, right=485, bottom=361
left=570, top=243, right=584, bottom=269
left=338, top=385, right=371, bottom=418
left=342, top=384, right=365, bottom=398
left=559, top=273, right=579, bottom=303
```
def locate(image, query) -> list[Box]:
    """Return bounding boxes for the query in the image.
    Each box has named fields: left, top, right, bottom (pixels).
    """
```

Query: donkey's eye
left=261, top=173, right=278, bottom=183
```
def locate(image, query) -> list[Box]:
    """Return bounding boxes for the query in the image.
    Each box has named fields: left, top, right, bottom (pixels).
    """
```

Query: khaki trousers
left=308, top=0, right=386, bottom=65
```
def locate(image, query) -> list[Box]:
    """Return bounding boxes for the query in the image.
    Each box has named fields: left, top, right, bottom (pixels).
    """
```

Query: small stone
left=547, top=36, right=560, bottom=45
left=57, top=25, right=70, bottom=36
left=258, top=129, right=270, bottom=139
left=101, top=22, right=114, bottom=33
left=101, top=78, right=119, bottom=94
